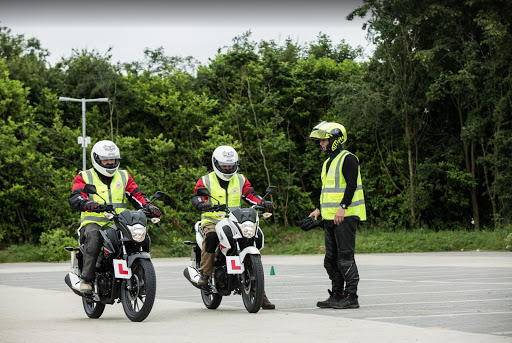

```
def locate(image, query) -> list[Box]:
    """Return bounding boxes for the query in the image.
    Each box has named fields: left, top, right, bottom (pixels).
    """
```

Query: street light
left=58, top=97, right=110, bottom=171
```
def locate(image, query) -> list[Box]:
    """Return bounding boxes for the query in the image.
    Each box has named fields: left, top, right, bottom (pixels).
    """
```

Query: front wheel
left=82, top=297, right=105, bottom=319
left=241, top=254, right=264, bottom=313
left=120, top=259, right=156, bottom=322
left=201, top=289, right=223, bottom=309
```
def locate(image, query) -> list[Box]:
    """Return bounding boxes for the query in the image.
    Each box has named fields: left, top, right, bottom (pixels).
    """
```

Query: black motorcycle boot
left=316, top=289, right=345, bottom=308
left=332, top=293, right=359, bottom=309
left=261, top=292, right=275, bottom=310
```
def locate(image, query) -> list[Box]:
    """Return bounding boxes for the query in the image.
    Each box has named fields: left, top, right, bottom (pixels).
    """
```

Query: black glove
left=300, top=216, right=322, bottom=231
left=144, top=204, right=161, bottom=217
left=261, top=200, right=274, bottom=211
left=197, top=202, right=212, bottom=212
left=83, top=200, right=101, bottom=212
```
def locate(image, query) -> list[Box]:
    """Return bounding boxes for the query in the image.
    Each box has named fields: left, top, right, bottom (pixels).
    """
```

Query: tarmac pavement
left=0, top=251, right=511, bottom=343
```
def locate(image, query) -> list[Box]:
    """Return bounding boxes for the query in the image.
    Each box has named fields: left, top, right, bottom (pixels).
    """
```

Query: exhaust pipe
left=183, top=266, right=203, bottom=289
left=64, top=272, right=83, bottom=297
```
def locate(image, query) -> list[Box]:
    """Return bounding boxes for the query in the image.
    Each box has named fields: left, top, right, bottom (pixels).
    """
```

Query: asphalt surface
left=0, top=252, right=511, bottom=342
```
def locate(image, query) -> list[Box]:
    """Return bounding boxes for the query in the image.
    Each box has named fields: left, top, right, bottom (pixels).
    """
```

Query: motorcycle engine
left=97, top=273, right=112, bottom=294
left=215, top=267, right=228, bottom=289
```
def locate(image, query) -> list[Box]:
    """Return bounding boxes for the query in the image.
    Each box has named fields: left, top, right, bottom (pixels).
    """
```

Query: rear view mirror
left=83, top=184, right=97, bottom=195
left=152, top=191, right=167, bottom=202
left=265, top=186, right=277, bottom=195
left=196, top=187, right=211, bottom=197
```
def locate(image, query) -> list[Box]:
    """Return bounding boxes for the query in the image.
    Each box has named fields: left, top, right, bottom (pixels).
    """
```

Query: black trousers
left=79, top=223, right=103, bottom=282
left=323, top=216, right=360, bottom=296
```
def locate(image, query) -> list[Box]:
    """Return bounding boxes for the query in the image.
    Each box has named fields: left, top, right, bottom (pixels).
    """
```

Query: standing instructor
left=302, top=121, right=366, bottom=309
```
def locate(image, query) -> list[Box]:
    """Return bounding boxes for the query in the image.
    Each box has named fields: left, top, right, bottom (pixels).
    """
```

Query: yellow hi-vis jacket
left=80, top=168, right=128, bottom=227
left=200, top=172, right=246, bottom=226
left=320, top=150, right=366, bottom=221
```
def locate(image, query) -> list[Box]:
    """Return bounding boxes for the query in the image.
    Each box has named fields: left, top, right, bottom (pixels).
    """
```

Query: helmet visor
left=214, top=159, right=238, bottom=175
left=218, top=162, right=237, bottom=174
left=96, top=153, right=121, bottom=160
left=309, top=129, right=330, bottom=140
left=309, top=121, right=330, bottom=140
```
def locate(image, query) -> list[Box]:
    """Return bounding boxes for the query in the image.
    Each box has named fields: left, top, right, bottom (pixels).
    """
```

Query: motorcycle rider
left=191, top=145, right=276, bottom=310
left=68, top=140, right=160, bottom=295
left=303, top=121, right=366, bottom=309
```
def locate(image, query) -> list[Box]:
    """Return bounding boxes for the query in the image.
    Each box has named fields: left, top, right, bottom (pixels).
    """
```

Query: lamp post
left=58, top=97, right=110, bottom=170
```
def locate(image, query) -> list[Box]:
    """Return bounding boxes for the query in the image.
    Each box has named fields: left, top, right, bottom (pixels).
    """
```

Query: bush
left=39, top=229, right=77, bottom=262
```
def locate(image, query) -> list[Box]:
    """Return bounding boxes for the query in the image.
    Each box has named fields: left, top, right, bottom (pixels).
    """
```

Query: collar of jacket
left=328, top=148, right=345, bottom=161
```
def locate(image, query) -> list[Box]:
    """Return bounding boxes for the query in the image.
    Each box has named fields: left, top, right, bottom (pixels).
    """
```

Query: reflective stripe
left=333, top=151, right=347, bottom=189
left=321, top=199, right=366, bottom=208
left=119, top=171, right=127, bottom=203
left=84, top=170, right=94, bottom=201
left=321, top=185, right=364, bottom=194
left=81, top=216, right=110, bottom=223
left=236, top=174, right=244, bottom=195
left=203, top=174, right=212, bottom=206
left=112, top=203, right=127, bottom=209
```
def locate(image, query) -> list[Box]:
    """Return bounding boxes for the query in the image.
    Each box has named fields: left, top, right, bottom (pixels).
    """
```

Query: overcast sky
left=1, top=0, right=373, bottom=66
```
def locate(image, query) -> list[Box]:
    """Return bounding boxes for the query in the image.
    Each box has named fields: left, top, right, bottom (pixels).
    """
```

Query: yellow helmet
left=309, top=121, right=347, bottom=153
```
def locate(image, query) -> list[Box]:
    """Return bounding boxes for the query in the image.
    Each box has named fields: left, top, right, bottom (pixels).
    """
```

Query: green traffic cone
left=270, top=266, right=275, bottom=276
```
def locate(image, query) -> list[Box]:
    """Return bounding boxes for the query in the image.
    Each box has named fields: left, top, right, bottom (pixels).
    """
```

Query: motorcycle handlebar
left=253, top=205, right=267, bottom=211
left=210, top=204, right=229, bottom=213
left=86, top=204, right=114, bottom=213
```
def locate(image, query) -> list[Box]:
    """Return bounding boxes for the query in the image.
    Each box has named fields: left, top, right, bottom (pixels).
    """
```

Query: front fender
left=239, top=246, right=260, bottom=264
left=127, top=252, right=151, bottom=268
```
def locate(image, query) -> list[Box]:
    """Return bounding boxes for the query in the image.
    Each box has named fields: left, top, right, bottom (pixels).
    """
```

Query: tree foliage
left=0, top=3, right=511, bottom=255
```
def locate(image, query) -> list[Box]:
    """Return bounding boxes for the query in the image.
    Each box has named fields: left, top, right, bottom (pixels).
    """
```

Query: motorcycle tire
left=82, top=297, right=105, bottom=319
left=201, top=289, right=223, bottom=309
left=120, top=259, right=156, bottom=322
left=241, top=254, right=264, bottom=313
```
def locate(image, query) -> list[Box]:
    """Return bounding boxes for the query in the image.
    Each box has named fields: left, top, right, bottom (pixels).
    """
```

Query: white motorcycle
left=183, top=186, right=276, bottom=313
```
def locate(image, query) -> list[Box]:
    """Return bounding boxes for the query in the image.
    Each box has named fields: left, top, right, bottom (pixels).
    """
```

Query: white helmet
left=91, top=140, right=121, bottom=176
left=212, top=145, right=239, bottom=181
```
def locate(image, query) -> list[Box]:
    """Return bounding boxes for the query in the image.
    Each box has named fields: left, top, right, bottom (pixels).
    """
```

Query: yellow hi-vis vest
left=200, top=172, right=246, bottom=226
left=80, top=168, right=128, bottom=227
left=320, top=150, right=367, bottom=221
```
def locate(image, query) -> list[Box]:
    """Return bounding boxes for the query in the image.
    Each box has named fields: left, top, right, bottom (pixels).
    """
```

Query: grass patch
left=0, top=244, right=44, bottom=263
left=262, top=225, right=512, bottom=255
left=1, top=225, right=511, bottom=262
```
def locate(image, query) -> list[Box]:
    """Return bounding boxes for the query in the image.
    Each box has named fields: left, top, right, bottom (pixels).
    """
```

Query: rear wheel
left=82, top=297, right=105, bottom=319
left=241, top=254, right=264, bottom=313
left=120, top=259, right=156, bottom=322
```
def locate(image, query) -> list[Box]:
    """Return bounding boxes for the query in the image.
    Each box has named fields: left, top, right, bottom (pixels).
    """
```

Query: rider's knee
left=205, top=232, right=219, bottom=253
left=85, top=230, right=102, bottom=256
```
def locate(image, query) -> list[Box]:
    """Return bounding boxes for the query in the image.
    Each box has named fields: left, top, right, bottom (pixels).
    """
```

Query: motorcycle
left=183, top=185, right=276, bottom=313
left=64, top=183, right=166, bottom=322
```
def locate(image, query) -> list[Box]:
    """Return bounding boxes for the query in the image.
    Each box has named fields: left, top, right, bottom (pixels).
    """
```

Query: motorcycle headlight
left=127, top=223, right=147, bottom=242
left=240, top=221, right=256, bottom=238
